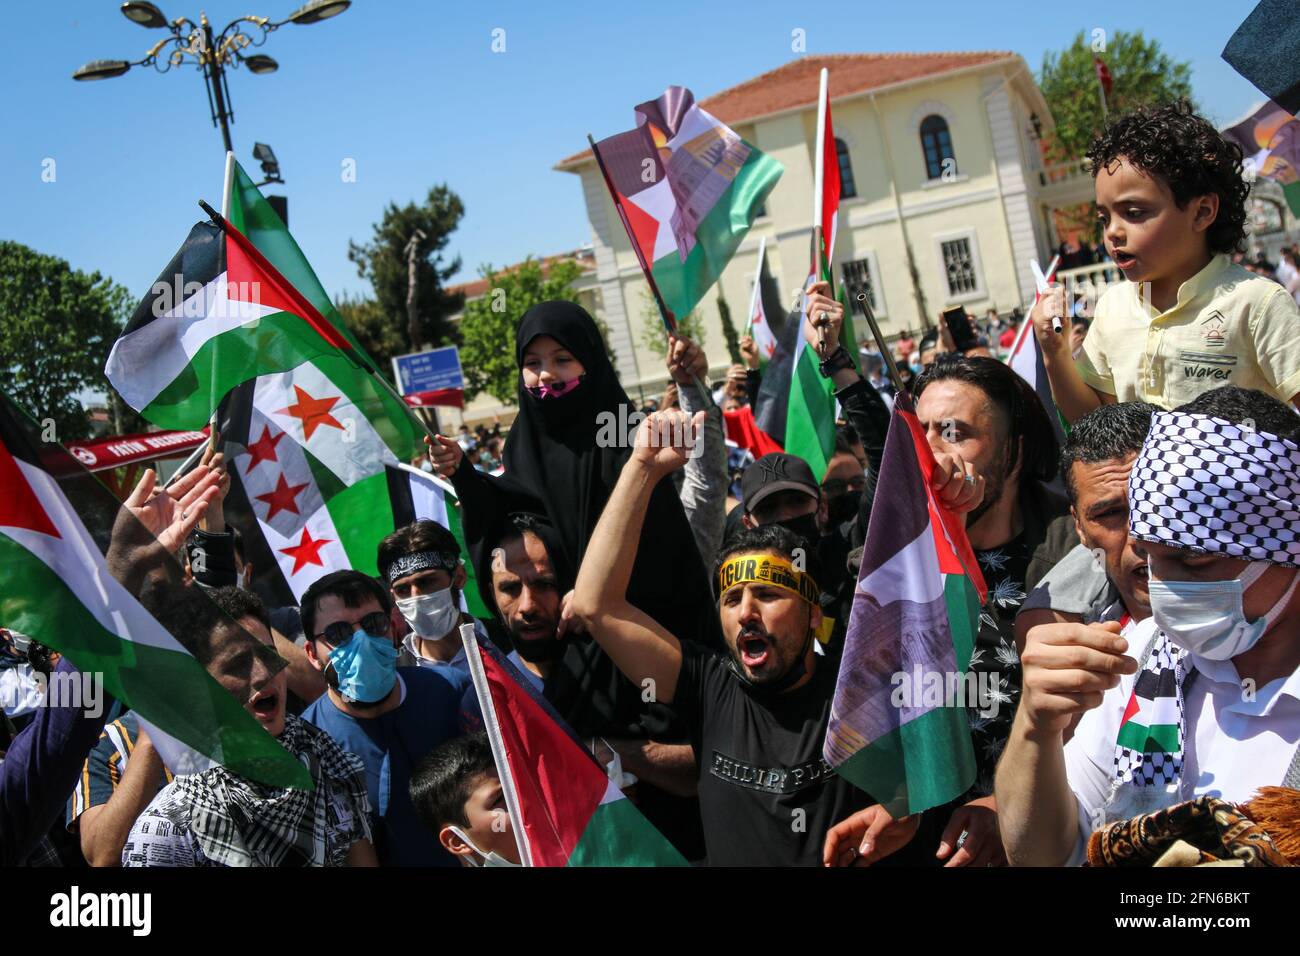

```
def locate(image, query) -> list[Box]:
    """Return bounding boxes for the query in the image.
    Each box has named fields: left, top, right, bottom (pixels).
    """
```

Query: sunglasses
left=314, top=611, right=391, bottom=647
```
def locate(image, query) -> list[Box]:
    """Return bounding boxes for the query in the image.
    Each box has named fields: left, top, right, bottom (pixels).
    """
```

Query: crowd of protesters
left=4, top=100, right=1300, bottom=869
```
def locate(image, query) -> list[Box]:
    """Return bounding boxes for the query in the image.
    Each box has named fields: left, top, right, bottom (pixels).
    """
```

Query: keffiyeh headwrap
left=1128, top=411, right=1300, bottom=568
left=383, top=549, right=460, bottom=586
left=170, top=714, right=372, bottom=867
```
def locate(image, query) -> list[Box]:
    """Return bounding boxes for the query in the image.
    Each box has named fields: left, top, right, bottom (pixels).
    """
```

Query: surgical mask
left=1148, top=561, right=1300, bottom=661
left=325, top=631, right=399, bottom=704
left=446, top=825, right=521, bottom=868
left=525, top=375, right=584, bottom=400
left=396, top=588, right=460, bottom=639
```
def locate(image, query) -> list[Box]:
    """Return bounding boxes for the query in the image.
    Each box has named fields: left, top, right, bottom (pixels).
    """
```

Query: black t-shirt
left=672, top=641, right=872, bottom=866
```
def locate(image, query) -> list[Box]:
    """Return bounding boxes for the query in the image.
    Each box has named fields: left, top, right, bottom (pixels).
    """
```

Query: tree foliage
left=638, top=288, right=707, bottom=357
left=335, top=290, right=406, bottom=370
left=1039, top=30, right=1195, bottom=165
left=458, top=258, right=586, bottom=405
left=347, top=184, right=466, bottom=351
left=0, top=241, right=132, bottom=441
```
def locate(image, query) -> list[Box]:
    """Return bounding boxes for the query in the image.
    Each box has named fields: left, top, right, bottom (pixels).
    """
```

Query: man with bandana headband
left=570, top=408, right=984, bottom=865
left=997, top=385, right=1300, bottom=866
left=378, top=519, right=490, bottom=678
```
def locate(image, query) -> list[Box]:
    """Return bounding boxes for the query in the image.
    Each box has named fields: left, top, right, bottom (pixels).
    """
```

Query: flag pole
left=195, top=199, right=445, bottom=452
left=586, top=134, right=714, bottom=408
left=850, top=290, right=908, bottom=398
left=811, top=68, right=831, bottom=350
left=209, top=151, right=238, bottom=453
left=745, top=235, right=767, bottom=337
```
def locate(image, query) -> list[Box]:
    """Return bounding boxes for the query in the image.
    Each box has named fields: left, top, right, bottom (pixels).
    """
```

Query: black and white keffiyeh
left=1128, top=411, right=1300, bottom=567
left=169, top=714, right=371, bottom=867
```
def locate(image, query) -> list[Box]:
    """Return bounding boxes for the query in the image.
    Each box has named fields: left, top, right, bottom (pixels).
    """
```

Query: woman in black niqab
left=450, top=300, right=718, bottom=648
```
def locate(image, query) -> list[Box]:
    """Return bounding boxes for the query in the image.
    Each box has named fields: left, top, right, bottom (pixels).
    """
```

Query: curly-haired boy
left=1032, top=101, right=1300, bottom=421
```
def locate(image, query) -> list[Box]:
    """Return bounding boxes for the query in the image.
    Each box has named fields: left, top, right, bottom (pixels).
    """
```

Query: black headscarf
left=455, top=300, right=718, bottom=649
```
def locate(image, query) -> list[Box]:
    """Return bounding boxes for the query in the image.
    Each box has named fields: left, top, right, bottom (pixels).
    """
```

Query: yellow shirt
left=1077, top=254, right=1300, bottom=409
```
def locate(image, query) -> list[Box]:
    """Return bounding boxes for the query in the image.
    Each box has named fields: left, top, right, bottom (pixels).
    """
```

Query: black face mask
left=826, top=490, right=862, bottom=528
left=774, top=512, right=821, bottom=547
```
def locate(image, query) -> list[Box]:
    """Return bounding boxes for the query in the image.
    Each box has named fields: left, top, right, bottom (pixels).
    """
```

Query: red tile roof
left=557, top=51, right=1016, bottom=168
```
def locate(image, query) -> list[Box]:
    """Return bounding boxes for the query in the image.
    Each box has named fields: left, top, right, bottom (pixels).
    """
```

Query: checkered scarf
left=172, top=714, right=371, bottom=867
left=1128, top=411, right=1300, bottom=567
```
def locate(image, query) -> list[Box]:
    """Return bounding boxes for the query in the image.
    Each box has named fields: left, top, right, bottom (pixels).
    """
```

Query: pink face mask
left=526, top=376, right=584, bottom=400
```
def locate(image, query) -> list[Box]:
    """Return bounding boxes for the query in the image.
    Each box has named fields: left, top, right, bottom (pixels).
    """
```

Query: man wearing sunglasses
left=299, top=570, right=475, bottom=866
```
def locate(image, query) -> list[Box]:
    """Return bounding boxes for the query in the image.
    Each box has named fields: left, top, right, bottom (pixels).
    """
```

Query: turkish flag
left=1094, top=56, right=1113, bottom=99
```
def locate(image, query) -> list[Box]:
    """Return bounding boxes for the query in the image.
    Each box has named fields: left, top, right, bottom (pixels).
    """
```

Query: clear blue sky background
left=0, top=0, right=1270, bottom=305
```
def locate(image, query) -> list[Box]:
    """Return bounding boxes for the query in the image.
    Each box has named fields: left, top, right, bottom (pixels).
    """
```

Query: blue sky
left=0, top=0, right=1270, bottom=305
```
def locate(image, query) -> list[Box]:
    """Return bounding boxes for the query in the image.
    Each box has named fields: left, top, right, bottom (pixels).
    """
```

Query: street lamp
left=72, top=1, right=349, bottom=155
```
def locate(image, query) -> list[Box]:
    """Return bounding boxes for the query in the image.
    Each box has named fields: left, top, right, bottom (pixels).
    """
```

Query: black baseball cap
left=741, top=452, right=819, bottom=514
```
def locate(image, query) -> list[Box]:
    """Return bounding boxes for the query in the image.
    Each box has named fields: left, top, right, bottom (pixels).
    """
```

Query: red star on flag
left=245, top=426, right=284, bottom=473
left=254, top=473, right=309, bottom=521
left=279, top=527, right=331, bottom=575
left=277, top=385, right=343, bottom=440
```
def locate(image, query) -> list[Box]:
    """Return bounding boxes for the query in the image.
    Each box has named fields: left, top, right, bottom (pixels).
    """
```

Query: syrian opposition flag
left=459, top=625, right=687, bottom=866
left=106, top=209, right=369, bottom=432
left=0, top=390, right=309, bottom=789
left=824, top=391, right=988, bottom=817
left=591, top=86, right=782, bottom=323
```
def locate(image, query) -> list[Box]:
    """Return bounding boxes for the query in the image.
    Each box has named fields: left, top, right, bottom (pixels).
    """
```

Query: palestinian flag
left=459, top=625, right=687, bottom=866
left=1008, top=258, right=1067, bottom=447
left=591, top=86, right=782, bottom=323
left=816, top=70, right=841, bottom=275
left=824, top=391, right=988, bottom=817
left=783, top=277, right=839, bottom=479
left=0, top=389, right=308, bottom=789
left=723, top=404, right=783, bottom=459
left=106, top=214, right=368, bottom=431
left=1116, top=668, right=1180, bottom=755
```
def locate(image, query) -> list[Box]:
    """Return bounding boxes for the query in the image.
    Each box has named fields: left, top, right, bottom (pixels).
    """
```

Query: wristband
left=818, top=346, right=855, bottom=378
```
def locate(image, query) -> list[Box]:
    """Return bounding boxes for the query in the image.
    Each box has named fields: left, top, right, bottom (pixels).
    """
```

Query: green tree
left=347, top=184, right=466, bottom=352
left=716, top=289, right=742, bottom=364
left=638, top=288, right=707, bottom=357
left=335, top=291, right=406, bottom=369
left=458, top=258, right=585, bottom=404
left=0, top=241, right=132, bottom=441
left=1039, top=30, right=1195, bottom=165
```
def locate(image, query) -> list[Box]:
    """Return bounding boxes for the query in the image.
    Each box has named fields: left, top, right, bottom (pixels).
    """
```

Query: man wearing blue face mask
left=299, top=570, right=476, bottom=866
left=997, top=385, right=1300, bottom=866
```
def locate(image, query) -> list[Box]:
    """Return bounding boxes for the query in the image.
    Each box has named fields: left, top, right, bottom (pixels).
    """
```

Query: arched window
left=920, top=115, right=955, bottom=181
left=836, top=138, right=857, bottom=199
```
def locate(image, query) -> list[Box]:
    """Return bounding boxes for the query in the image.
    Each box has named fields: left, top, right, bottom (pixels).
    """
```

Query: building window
left=920, top=114, right=954, bottom=181
left=939, top=235, right=981, bottom=298
left=836, top=138, right=857, bottom=199
left=841, top=254, right=884, bottom=316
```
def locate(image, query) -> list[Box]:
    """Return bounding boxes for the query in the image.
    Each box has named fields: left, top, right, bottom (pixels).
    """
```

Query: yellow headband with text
left=717, top=553, right=821, bottom=607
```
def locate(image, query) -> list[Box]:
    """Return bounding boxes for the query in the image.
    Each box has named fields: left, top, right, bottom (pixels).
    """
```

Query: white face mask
left=1148, top=560, right=1300, bottom=661
left=446, top=825, right=521, bottom=867
left=396, top=587, right=461, bottom=640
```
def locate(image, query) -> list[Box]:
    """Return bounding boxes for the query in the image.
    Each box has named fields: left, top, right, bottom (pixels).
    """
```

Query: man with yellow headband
left=569, top=408, right=983, bottom=865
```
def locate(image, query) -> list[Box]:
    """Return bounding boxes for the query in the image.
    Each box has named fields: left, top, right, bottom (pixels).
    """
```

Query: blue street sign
left=391, top=346, right=464, bottom=396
